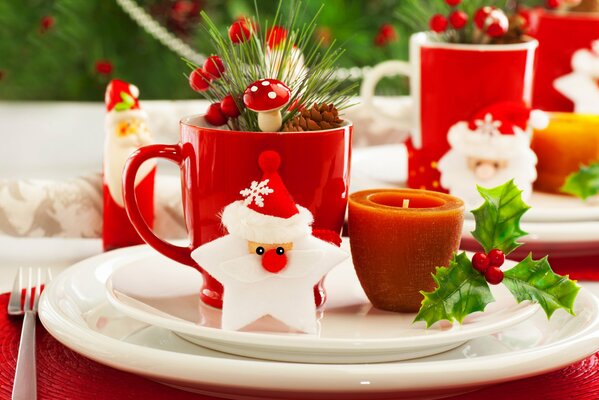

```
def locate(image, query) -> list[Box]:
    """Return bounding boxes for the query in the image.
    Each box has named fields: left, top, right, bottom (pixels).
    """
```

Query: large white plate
left=104, top=242, right=536, bottom=364
left=39, top=244, right=599, bottom=399
left=351, top=144, right=599, bottom=223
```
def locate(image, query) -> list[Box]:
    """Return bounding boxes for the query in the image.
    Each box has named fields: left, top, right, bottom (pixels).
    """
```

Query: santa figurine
left=554, top=39, right=599, bottom=114
left=437, top=102, right=548, bottom=207
left=191, top=151, right=348, bottom=334
left=103, top=79, right=156, bottom=251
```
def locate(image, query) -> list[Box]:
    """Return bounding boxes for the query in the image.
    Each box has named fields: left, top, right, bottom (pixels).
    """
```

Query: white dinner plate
left=351, top=144, right=599, bottom=223
left=104, top=242, right=536, bottom=364
left=39, top=244, right=599, bottom=399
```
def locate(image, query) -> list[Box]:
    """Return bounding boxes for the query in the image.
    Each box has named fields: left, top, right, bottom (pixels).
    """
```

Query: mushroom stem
left=257, top=109, right=283, bottom=132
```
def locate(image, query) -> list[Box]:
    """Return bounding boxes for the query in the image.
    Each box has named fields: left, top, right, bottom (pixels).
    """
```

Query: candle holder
left=348, top=188, right=464, bottom=313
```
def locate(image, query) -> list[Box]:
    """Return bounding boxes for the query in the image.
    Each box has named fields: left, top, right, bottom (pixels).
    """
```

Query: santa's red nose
left=261, top=248, right=287, bottom=273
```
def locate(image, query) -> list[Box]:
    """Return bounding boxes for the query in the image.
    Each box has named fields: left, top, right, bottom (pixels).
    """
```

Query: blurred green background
left=0, top=0, right=417, bottom=100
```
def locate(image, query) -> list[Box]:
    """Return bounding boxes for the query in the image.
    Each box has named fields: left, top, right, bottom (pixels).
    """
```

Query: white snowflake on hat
left=191, top=150, right=348, bottom=334
left=554, top=40, right=599, bottom=115
left=438, top=102, right=548, bottom=207
left=104, top=79, right=154, bottom=207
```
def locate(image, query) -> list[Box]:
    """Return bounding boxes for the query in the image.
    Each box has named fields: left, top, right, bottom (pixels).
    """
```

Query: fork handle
left=12, top=311, right=36, bottom=400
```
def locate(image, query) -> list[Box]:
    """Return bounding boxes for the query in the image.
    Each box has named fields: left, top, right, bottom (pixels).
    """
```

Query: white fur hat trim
left=448, top=122, right=531, bottom=160
left=221, top=200, right=313, bottom=244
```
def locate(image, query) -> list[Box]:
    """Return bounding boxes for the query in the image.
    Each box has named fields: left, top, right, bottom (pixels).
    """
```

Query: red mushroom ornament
left=243, top=79, right=291, bottom=132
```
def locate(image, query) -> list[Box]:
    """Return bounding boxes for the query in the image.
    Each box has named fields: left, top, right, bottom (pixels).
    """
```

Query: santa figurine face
left=248, top=241, right=293, bottom=273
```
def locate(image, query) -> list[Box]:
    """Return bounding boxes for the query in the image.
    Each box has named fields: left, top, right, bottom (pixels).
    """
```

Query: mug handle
left=122, top=144, right=195, bottom=267
left=360, top=60, right=413, bottom=132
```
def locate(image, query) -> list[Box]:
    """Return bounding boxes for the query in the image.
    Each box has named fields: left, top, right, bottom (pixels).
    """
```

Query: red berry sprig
left=204, top=102, right=228, bottom=126
left=228, top=18, right=252, bottom=44
left=430, top=14, right=449, bottom=33
left=449, top=11, right=468, bottom=29
left=472, top=249, right=505, bottom=285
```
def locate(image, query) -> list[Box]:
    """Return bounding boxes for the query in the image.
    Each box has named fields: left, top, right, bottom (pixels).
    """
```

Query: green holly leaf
left=120, top=91, right=135, bottom=105
left=114, top=91, right=135, bottom=112
left=503, top=254, right=580, bottom=318
left=561, top=163, right=599, bottom=200
left=471, top=180, right=530, bottom=255
left=414, top=252, right=494, bottom=328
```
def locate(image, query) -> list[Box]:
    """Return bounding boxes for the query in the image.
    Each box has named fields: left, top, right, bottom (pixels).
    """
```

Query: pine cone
left=282, top=103, right=343, bottom=132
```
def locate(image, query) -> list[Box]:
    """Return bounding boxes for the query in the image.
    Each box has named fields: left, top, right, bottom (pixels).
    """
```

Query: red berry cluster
left=472, top=249, right=505, bottom=285
left=374, top=23, right=398, bottom=47
left=429, top=0, right=508, bottom=40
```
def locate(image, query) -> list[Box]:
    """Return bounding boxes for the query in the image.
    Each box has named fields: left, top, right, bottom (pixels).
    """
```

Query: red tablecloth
left=1, top=293, right=599, bottom=400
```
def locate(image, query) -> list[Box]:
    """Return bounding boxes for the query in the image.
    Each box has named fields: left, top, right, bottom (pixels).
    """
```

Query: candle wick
left=402, top=199, right=410, bottom=208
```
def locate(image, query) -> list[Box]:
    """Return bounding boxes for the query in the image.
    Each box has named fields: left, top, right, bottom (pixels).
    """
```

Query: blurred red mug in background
left=122, top=116, right=352, bottom=309
left=361, top=32, right=538, bottom=191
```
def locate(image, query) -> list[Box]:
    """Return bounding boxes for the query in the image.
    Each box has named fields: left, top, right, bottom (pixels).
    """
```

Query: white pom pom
left=530, top=110, right=549, bottom=130
left=129, top=84, right=140, bottom=98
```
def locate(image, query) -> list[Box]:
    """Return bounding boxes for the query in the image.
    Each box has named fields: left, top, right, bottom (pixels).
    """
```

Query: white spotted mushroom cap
left=243, top=79, right=291, bottom=112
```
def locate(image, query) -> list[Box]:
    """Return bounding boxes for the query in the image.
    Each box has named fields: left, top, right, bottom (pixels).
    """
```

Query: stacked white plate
left=39, top=239, right=599, bottom=399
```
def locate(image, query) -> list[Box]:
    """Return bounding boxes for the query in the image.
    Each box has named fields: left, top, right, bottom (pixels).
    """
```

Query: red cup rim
left=412, top=32, right=539, bottom=52
left=180, top=114, right=353, bottom=137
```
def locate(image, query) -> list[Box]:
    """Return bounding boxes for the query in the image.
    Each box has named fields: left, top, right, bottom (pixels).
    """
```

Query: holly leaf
left=114, top=91, right=135, bottom=112
left=503, top=254, right=580, bottom=318
left=121, top=91, right=135, bottom=105
left=414, top=252, right=494, bottom=328
left=560, top=163, right=599, bottom=200
left=471, top=180, right=530, bottom=255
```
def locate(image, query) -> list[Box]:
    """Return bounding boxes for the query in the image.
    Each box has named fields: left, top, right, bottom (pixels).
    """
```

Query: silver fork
left=8, top=268, right=52, bottom=400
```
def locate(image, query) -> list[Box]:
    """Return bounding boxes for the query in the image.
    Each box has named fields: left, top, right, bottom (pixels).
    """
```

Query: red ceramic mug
left=122, top=115, right=352, bottom=309
left=531, top=10, right=599, bottom=112
left=360, top=32, right=538, bottom=191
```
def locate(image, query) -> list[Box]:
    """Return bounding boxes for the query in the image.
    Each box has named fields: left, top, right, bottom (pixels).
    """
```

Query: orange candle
left=348, top=189, right=464, bottom=312
left=531, top=113, right=599, bottom=194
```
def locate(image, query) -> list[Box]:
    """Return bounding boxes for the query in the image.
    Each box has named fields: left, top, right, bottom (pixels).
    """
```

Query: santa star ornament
left=554, top=39, right=599, bottom=114
left=437, top=102, right=548, bottom=207
left=191, top=151, right=348, bottom=334
left=103, top=79, right=156, bottom=251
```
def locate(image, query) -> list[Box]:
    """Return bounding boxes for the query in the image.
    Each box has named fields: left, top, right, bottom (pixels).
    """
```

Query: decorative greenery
left=0, top=0, right=407, bottom=101
left=560, top=163, right=599, bottom=200
left=114, top=92, right=136, bottom=111
left=503, top=255, right=580, bottom=318
left=414, top=252, right=494, bottom=328
left=471, top=180, right=529, bottom=255
left=415, top=180, right=580, bottom=328
left=189, top=1, right=356, bottom=131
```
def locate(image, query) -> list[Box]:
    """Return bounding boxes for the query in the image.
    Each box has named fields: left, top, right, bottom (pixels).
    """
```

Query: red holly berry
left=40, top=16, right=55, bottom=33
left=220, top=94, right=241, bottom=118
left=203, top=55, right=224, bottom=79
left=204, top=102, right=228, bottom=126
left=449, top=11, right=469, bottom=29
left=189, top=68, right=211, bottom=92
left=546, top=0, right=561, bottom=8
left=445, top=0, right=461, bottom=6
left=474, top=6, right=495, bottom=29
left=267, top=25, right=288, bottom=49
left=95, top=60, right=113, bottom=75
left=488, top=249, right=505, bottom=267
left=228, top=20, right=251, bottom=44
left=485, top=266, right=504, bottom=285
left=472, top=252, right=490, bottom=273
left=379, top=23, right=398, bottom=41
left=430, top=14, right=449, bottom=33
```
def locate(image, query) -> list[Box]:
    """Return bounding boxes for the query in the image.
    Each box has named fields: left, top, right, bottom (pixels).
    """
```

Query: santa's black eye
left=256, top=247, right=265, bottom=255
left=493, top=162, right=500, bottom=169
left=276, top=247, right=285, bottom=255
left=475, top=161, right=483, bottom=168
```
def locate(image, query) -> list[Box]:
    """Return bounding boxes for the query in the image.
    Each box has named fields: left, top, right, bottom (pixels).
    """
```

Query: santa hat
left=105, top=79, right=147, bottom=127
left=448, top=101, right=548, bottom=160
left=221, top=151, right=313, bottom=244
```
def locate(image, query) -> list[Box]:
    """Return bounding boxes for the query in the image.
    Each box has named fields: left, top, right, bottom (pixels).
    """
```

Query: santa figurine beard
left=438, top=140, right=537, bottom=208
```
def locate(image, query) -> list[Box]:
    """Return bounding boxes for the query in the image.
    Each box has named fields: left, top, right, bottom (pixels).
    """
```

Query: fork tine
left=24, top=267, right=32, bottom=312
left=33, top=268, right=43, bottom=312
left=8, top=267, right=23, bottom=313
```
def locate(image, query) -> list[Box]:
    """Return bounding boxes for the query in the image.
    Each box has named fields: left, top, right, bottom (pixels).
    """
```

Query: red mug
left=360, top=32, right=538, bottom=191
left=531, top=10, right=599, bottom=112
left=122, top=115, right=352, bottom=309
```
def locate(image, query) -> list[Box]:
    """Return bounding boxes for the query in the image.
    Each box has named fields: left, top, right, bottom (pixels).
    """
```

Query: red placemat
left=0, top=292, right=598, bottom=400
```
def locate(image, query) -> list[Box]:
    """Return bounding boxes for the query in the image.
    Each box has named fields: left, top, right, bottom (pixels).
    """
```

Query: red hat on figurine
left=105, top=79, right=141, bottom=112
left=447, top=101, right=547, bottom=160
left=221, top=151, right=313, bottom=244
